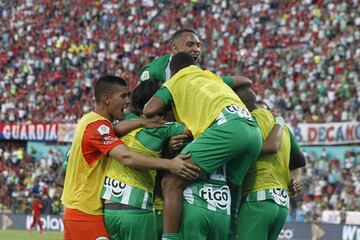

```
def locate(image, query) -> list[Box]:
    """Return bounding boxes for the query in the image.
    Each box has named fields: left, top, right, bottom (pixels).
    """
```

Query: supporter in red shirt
left=28, top=195, right=44, bottom=235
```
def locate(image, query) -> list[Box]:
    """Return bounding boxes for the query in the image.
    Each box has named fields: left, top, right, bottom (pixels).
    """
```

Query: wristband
left=275, top=116, right=285, bottom=127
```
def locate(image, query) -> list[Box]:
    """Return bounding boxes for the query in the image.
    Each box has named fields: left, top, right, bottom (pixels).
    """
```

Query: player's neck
left=94, top=106, right=112, bottom=122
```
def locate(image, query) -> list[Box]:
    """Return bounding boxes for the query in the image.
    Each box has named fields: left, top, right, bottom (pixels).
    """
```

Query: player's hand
left=168, top=134, right=188, bottom=152
left=289, top=178, right=303, bottom=197
left=140, top=115, right=166, bottom=128
left=271, top=110, right=282, bottom=118
left=168, top=154, right=200, bottom=180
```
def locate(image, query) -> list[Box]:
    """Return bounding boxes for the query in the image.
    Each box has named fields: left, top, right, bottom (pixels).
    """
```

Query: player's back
left=164, top=65, right=246, bottom=138
left=242, top=108, right=292, bottom=195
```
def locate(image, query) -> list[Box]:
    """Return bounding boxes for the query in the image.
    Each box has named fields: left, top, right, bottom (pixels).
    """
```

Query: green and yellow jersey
left=242, top=108, right=302, bottom=208
left=100, top=112, right=186, bottom=211
left=155, top=65, right=256, bottom=138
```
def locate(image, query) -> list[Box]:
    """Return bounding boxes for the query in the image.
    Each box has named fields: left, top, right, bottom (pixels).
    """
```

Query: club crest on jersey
left=104, top=177, right=127, bottom=197
left=97, top=125, right=110, bottom=135
left=199, top=185, right=230, bottom=209
left=140, top=71, right=150, bottom=81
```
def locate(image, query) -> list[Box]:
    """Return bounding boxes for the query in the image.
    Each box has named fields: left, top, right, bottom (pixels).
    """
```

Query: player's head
left=256, top=100, right=270, bottom=110
left=94, top=75, right=130, bottom=121
left=170, top=52, right=196, bottom=76
left=234, top=86, right=257, bottom=112
left=171, top=29, right=201, bottom=64
left=131, top=78, right=161, bottom=115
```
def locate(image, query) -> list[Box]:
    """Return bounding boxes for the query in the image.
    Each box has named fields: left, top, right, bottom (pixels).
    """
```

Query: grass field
left=0, top=230, right=62, bottom=240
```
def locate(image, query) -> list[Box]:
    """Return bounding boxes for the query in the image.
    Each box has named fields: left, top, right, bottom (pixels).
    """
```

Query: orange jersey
left=61, top=111, right=123, bottom=216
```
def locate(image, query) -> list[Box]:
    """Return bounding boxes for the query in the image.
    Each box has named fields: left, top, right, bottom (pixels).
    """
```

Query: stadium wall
left=1, top=213, right=360, bottom=240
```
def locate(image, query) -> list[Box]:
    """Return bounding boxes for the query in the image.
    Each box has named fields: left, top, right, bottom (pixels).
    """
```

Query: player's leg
left=268, top=205, right=288, bottom=240
left=226, top=120, right=262, bottom=186
left=30, top=216, right=36, bottom=229
left=104, top=208, right=157, bottom=240
left=162, top=119, right=259, bottom=238
left=178, top=201, right=208, bottom=240
left=64, top=220, right=110, bottom=240
left=154, top=173, right=165, bottom=240
left=161, top=173, right=186, bottom=239
left=37, top=217, right=43, bottom=234
left=63, top=208, right=110, bottom=240
left=236, top=200, right=279, bottom=240
left=208, top=211, right=231, bottom=240
left=155, top=210, right=163, bottom=240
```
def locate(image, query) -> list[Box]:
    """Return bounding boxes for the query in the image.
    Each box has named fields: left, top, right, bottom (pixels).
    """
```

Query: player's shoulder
left=148, top=54, right=171, bottom=65
left=140, top=54, right=171, bottom=81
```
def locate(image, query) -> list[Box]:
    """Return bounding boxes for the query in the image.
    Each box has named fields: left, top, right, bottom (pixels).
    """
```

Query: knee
left=161, top=174, right=185, bottom=194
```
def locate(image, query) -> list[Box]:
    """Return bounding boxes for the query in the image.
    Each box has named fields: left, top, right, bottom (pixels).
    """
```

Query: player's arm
left=261, top=116, right=286, bottom=155
left=143, top=86, right=172, bottom=118
left=288, top=130, right=306, bottom=170
left=55, top=147, right=70, bottom=187
left=113, top=115, right=166, bottom=136
left=86, top=120, right=199, bottom=179
left=288, top=130, right=306, bottom=196
left=109, top=144, right=199, bottom=180
left=223, top=76, right=252, bottom=89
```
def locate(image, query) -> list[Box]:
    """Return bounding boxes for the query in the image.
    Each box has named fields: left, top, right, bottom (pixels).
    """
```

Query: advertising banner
left=290, top=122, right=360, bottom=145
left=2, top=214, right=360, bottom=239
left=57, top=123, right=76, bottom=143
left=0, top=214, right=63, bottom=232
left=321, top=210, right=342, bottom=224
left=0, top=123, right=58, bottom=141
left=346, top=211, right=360, bottom=225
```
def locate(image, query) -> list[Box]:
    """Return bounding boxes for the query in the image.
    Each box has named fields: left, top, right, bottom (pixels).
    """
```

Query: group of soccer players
left=60, top=29, right=306, bottom=240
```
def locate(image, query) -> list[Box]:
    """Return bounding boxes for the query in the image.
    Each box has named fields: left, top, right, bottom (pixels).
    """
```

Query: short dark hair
left=94, top=75, right=127, bottom=103
left=170, top=52, right=196, bottom=74
left=256, top=100, right=270, bottom=110
left=171, top=29, right=197, bottom=44
left=234, top=86, right=257, bottom=111
left=131, top=79, right=161, bottom=115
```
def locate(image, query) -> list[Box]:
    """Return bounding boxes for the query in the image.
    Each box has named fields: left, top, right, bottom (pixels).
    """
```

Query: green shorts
left=179, top=201, right=230, bottom=240
left=233, top=200, right=288, bottom=240
left=104, top=208, right=157, bottom=240
left=181, top=118, right=262, bottom=185
left=155, top=210, right=163, bottom=240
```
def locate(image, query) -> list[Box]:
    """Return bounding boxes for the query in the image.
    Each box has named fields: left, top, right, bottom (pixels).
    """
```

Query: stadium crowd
left=0, top=0, right=359, bottom=124
left=0, top=142, right=63, bottom=215
left=0, top=141, right=358, bottom=223
left=0, top=0, right=359, bottom=233
left=289, top=148, right=360, bottom=222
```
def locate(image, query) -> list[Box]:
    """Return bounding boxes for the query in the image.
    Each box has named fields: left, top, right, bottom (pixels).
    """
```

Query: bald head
left=234, top=86, right=257, bottom=112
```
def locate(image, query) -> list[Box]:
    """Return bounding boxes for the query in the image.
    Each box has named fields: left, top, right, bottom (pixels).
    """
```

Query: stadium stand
left=0, top=0, right=359, bottom=123
left=0, top=0, right=359, bottom=224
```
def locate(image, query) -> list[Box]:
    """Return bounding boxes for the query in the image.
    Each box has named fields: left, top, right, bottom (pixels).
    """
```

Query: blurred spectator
left=0, top=0, right=358, bottom=124
left=289, top=149, right=360, bottom=222
left=0, top=142, right=63, bottom=214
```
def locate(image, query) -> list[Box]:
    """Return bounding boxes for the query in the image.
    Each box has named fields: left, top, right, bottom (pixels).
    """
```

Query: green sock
left=162, top=233, right=179, bottom=240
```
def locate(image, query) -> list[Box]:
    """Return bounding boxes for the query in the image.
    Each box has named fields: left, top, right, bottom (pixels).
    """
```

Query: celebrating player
left=143, top=52, right=263, bottom=239
left=61, top=75, right=199, bottom=240
left=233, top=86, right=306, bottom=240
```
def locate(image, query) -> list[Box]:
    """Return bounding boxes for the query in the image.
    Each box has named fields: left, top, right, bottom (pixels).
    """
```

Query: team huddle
left=61, top=29, right=306, bottom=240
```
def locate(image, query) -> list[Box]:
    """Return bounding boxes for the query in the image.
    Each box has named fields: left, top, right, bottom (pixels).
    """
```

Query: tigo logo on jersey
left=199, top=185, right=230, bottom=209
left=104, top=177, right=127, bottom=196
left=97, top=125, right=110, bottom=135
